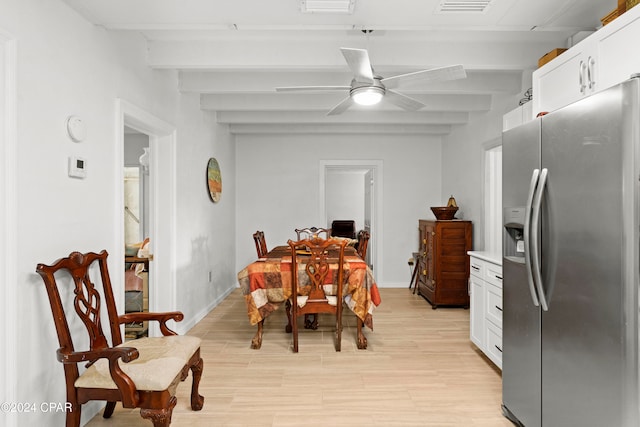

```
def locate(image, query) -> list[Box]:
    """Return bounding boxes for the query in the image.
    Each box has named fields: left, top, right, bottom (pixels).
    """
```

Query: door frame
left=319, top=159, right=383, bottom=281
left=1, top=31, right=17, bottom=427
left=116, top=99, right=177, bottom=336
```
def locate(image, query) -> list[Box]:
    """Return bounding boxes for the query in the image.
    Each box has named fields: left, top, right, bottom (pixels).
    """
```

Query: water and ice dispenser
left=504, top=207, right=526, bottom=263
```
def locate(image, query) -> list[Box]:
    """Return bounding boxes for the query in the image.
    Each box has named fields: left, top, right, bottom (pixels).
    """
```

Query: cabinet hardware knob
left=423, top=239, right=426, bottom=244
left=431, top=232, right=435, bottom=236
left=422, top=270, right=427, bottom=276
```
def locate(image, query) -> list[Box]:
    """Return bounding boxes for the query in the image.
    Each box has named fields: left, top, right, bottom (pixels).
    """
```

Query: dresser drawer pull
left=495, top=305, right=503, bottom=312
left=495, top=344, right=503, bottom=353
left=495, top=275, right=503, bottom=280
left=471, top=265, right=480, bottom=271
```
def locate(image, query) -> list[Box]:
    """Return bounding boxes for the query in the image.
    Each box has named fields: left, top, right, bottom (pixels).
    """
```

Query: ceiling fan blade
left=327, top=96, right=355, bottom=116
left=276, top=86, right=351, bottom=92
left=381, top=65, right=467, bottom=89
left=340, top=48, right=374, bottom=84
left=384, top=90, right=426, bottom=111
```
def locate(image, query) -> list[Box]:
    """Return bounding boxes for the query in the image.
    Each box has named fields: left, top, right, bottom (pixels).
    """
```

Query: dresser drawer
left=486, top=321, right=503, bottom=370
left=485, top=282, right=503, bottom=329
left=470, top=258, right=484, bottom=279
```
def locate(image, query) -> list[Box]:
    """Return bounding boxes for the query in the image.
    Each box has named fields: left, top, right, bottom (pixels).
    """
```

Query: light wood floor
left=86, top=288, right=512, bottom=426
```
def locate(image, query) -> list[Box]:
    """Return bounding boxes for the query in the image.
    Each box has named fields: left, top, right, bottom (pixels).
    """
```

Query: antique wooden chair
left=356, top=230, right=370, bottom=260
left=285, top=236, right=347, bottom=352
left=294, top=227, right=331, bottom=240
left=252, top=230, right=268, bottom=258
left=36, top=250, right=204, bottom=427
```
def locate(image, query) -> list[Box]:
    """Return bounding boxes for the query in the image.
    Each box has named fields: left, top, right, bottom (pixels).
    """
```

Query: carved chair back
left=252, top=230, right=268, bottom=258
left=294, top=227, right=331, bottom=240
left=287, top=236, right=347, bottom=352
left=357, top=230, right=370, bottom=260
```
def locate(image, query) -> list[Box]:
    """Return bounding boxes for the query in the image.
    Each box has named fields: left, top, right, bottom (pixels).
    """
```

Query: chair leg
left=103, top=401, right=117, bottom=418
left=285, top=300, right=292, bottom=333
left=140, top=396, right=177, bottom=427
left=190, top=357, right=205, bottom=411
left=335, top=308, right=342, bottom=352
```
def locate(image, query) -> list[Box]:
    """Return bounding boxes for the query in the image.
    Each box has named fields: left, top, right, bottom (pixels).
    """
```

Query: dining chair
left=356, top=230, right=370, bottom=260
left=252, top=230, right=268, bottom=258
left=294, top=227, right=331, bottom=240
left=36, top=250, right=204, bottom=427
left=286, top=236, right=347, bottom=352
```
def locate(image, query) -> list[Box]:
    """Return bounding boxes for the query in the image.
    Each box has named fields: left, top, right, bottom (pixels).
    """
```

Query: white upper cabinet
left=532, top=6, right=640, bottom=118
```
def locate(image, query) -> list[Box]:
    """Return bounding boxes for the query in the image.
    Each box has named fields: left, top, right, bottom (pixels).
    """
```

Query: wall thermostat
left=68, top=156, right=86, bottom=179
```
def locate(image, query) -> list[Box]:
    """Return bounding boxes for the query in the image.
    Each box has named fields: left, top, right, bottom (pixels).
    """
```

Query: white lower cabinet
left=468, top=252, right=503, bottom=369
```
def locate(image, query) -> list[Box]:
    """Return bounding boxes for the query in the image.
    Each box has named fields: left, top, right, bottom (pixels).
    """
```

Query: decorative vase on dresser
left=417, top=219, right=472, bottom=309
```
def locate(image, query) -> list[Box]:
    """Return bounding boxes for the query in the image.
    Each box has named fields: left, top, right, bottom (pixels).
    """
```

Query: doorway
left=123, top=127, right=149, bottom=339
left=319, top=160, right=383, bottom=278
left=116, top=99, right=177, bottom=337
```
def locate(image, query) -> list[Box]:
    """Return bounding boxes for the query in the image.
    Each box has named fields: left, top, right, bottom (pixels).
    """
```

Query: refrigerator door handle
left=524, top=168, right=541, bottom=307
left=531, top=167, right=549, bottom=311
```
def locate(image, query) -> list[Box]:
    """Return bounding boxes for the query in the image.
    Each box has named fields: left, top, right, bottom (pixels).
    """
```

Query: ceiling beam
left=215, top=110, right=469, bottom=125
left=227, top=123, right=452, bottom=135
left=149, top=36, right=557, bottom=71
left=181, top=69, right=523, bottom=95
left=200, top=93, right=491, bottom=112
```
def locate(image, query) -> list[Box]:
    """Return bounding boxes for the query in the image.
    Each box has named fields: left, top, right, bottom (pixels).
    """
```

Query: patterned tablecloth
left=237, top=246, right=381, bottom=330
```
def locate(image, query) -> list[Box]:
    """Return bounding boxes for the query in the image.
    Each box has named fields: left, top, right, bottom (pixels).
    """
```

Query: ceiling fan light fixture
left=351, top=86, right=384, bottom=106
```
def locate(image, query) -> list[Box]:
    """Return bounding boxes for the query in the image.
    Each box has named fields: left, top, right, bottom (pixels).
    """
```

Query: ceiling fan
left=276, top=47, right=467, bottom=115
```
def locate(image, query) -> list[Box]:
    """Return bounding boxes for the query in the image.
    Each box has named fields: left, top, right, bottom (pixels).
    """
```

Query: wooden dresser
left=417, top=219, right=472, bottom=309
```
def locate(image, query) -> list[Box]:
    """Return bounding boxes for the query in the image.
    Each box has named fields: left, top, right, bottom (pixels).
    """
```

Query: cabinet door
left=469, top=271, right=485, bottom=349
left=424, top=222, right=436, bottom=291
left=596, top=11, right=640, bottom=92
left=532, top=42, right=593, bottom=117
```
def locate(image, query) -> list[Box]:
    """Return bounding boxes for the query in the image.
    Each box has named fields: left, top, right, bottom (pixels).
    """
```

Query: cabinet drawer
left=486, top=321, right=503, bottom=370
left=486, top=282, right=503, bottom=329
left=484, top=263, right=502, bottom=288
left=470, top=258, right=484, bottom=278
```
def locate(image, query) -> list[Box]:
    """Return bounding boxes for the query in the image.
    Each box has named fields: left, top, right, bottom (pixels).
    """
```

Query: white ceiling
left=60, top=0, right=613, bottom=136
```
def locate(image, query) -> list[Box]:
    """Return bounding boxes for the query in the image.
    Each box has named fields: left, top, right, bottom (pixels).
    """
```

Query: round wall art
left=207, top=157, right=222, bottom=203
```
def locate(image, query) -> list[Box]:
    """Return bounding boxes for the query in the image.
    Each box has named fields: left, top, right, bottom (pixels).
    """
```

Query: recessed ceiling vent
left=437, top=0, right=493, bottom=13
left=300, top=0, right=356, bottom=14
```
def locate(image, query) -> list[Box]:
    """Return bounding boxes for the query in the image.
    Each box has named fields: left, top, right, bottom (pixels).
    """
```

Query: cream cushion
left=75, top=335, right=201, bottom=392
left=296, top=295, right=337, bottom=307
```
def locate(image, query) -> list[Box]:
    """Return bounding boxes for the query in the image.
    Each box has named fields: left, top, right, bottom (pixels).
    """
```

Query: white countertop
left=467, top=251, right=502, bottom=266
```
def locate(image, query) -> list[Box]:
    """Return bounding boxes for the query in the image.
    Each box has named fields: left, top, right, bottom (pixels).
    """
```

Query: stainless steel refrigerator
left=501, top=76, right=640, bottom=427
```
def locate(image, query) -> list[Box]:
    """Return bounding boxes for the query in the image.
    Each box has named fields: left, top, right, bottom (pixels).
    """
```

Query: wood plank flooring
left=86, top=288, right=511, bottom=426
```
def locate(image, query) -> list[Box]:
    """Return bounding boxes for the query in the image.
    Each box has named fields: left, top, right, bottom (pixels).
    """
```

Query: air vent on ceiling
left=437, top=0, right=493, bottom=13
left=300, top=0, right=356, bottom=14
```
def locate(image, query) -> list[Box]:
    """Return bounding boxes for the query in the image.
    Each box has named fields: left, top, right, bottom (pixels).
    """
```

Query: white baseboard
left=176, top=285, right=236, bottom=335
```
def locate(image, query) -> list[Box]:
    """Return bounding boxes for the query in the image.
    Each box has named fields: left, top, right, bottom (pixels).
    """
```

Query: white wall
left=326, top=170, right=365, bottom=232
left=235, top=133, right=443, bottom=287
left=442, top=92, right=520, bottom=250
left=1, top=1, right=236, bottom=425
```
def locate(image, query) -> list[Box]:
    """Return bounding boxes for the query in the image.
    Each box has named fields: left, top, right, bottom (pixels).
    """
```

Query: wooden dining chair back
left=253, top=230, right=268, bottom=258
left=36, top=250, right=204, bottom=427
left=286, top=236, right=347, bottom=352
left=357, top=230, right=370, bottom=260
left=294, top=227, right=331, bottom=240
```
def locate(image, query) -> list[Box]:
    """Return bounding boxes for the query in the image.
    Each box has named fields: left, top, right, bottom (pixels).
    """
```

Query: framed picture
left=207, top=157, right=222, bottom=202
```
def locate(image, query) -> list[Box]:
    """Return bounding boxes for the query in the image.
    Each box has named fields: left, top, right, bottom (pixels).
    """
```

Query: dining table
left=237, top=244, right=381, bottom=350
